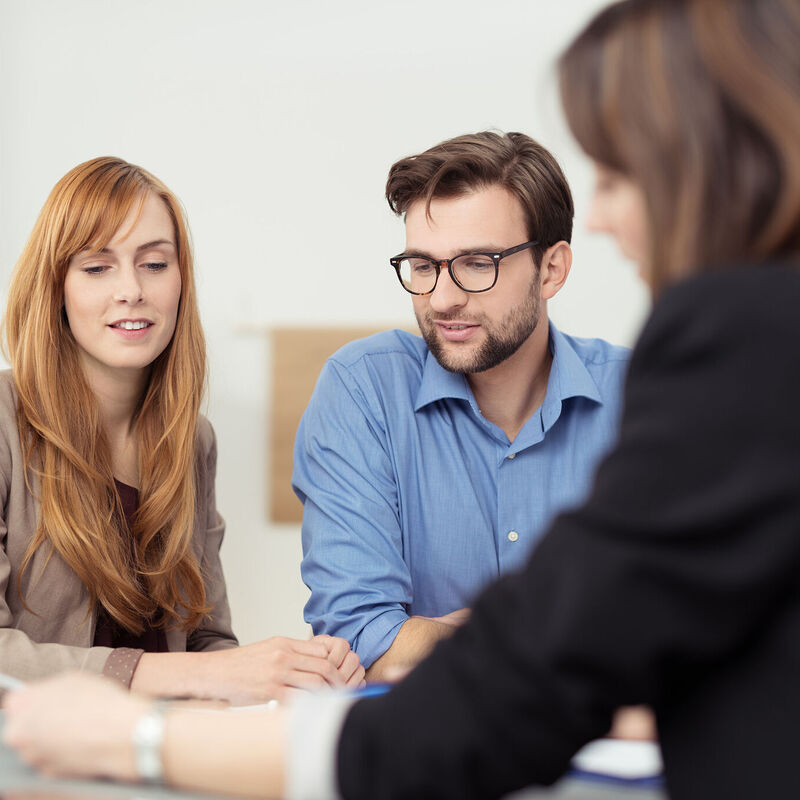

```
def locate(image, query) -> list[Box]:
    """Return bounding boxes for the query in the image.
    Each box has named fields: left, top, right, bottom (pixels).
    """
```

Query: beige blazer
left=0, top=370, right=238, bottom=681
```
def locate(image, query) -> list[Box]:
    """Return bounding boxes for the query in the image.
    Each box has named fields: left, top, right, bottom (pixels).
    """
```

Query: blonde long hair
left=2, top=157, right=210, bottom=633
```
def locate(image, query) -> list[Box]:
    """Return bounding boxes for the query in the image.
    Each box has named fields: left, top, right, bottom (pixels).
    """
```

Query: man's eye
left=409, top=261, right=435, bottom=274
left=461, top=258, right=494, bottom=271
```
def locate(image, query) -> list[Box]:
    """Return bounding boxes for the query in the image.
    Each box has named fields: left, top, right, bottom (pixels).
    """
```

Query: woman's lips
left=108, top=321, right=154, bottom=340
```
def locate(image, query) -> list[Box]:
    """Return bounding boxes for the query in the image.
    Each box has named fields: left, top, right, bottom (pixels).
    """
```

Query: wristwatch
left=131, top=701, right=168, bottom=783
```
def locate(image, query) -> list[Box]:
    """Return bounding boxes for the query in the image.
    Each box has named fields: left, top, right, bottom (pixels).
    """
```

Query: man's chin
left=420, top=324, right=500, bottom=374
left=437, top=357, right=476, bottom=375
left=427, top=339, right=481, bottom=375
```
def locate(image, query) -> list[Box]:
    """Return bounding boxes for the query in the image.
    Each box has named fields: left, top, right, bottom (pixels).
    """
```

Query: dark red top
left=92, top=480, right=169, bottom=652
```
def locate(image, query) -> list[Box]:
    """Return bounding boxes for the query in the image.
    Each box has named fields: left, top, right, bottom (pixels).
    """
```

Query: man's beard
left=415, top=276, right=542, bottom=375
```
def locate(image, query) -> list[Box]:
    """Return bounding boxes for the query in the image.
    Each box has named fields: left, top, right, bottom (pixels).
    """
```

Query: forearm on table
left=162, top=706, right=286, bottom=799
left=366, top=616, right=460, bottom=682
left=131, top=651, right=216, bottom=698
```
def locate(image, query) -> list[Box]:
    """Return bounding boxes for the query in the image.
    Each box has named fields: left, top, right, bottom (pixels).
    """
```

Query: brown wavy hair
left=559, top=0, right=800, bottom=294
left=2, top=156, right=210, bottom=633
left=385, top=131, right=574, bottom=267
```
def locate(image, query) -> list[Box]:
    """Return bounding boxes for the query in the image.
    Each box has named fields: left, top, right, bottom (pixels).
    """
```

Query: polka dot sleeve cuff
left=102, top=647, right=145, bottom=688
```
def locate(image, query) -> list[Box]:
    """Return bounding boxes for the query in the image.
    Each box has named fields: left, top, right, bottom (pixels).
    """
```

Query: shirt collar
left=414, top=349, right=473, bottom=411
left=544, top=322, right=603, bottom=406
left=414, top=321, right=603, bottom=414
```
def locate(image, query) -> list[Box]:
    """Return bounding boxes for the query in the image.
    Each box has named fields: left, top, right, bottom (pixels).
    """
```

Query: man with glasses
left=294, top=131, right=629, bottom=680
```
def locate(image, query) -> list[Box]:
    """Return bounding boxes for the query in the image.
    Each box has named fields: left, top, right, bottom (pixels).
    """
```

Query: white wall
left=0, top=0, right=650, bottom=644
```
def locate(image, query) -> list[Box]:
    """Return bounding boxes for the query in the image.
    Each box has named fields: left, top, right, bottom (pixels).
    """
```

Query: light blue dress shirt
left=293, top=324, right=629, bottom=668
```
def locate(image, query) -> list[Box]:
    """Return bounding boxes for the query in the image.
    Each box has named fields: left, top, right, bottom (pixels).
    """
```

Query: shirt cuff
left=286, top=692, right=357, bottom=800
left=354, top=610, right=407, bottom=669
left=102, top=647, right=144, bottom=688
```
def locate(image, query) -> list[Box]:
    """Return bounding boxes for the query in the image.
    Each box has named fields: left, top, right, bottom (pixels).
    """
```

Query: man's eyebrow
left=400, top=245, right=504, bottom=259
left=398, top=249, right=435, bottom=259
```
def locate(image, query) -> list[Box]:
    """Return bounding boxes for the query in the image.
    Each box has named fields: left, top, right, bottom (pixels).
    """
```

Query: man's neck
left=466, top=320, right=552, bottom=442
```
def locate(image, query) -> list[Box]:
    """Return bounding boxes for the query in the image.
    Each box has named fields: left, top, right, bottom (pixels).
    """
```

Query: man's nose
left=428, top=265, right=468, bottom=313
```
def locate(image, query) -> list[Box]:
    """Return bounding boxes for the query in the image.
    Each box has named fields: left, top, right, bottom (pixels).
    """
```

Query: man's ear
left=539, top=241, right=572, bottom=300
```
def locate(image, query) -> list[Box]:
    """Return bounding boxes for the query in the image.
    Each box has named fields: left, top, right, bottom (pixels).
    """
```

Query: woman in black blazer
left=4, top=0, right=800, bottom=798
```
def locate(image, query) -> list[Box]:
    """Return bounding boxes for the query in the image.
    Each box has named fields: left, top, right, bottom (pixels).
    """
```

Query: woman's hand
left=131, top=636, right=364, bottom=705
left=213, top=635, right=365, bottom=704
left=202, top=635, right=364, bottom=704
left=2, top=673, right=147, bottom=781
left=313, top=634, right=366, bottom=690
left=131, top=635, right=365, bottom=705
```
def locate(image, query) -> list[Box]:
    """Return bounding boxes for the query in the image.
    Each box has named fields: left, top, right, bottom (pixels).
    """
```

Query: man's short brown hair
left=386, top=131, right=574, bottom=265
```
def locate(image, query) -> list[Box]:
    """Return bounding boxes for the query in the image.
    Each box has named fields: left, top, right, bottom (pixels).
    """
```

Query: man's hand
left=608, top=706, right=657, bottom=740
left=365, top=608, right=470, bottom=683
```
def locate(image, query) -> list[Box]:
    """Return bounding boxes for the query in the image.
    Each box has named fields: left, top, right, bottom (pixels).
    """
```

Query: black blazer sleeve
left=337, top=264, right=800, bottom=800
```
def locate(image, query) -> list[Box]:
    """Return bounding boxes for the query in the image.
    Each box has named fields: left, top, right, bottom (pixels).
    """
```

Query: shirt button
left=507, top=531, right=519, bottom=542
left=507, top=453, right=516, bottom=459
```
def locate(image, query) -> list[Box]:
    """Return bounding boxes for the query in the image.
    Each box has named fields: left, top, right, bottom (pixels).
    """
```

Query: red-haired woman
left=0, top=157, right=363, bottom=701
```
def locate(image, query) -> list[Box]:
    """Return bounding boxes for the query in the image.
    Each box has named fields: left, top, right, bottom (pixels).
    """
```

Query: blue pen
left=351, top=683, right=391, bottom=698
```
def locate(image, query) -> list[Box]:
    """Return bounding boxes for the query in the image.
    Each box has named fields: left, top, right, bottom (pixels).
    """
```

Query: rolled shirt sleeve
left=294, top=359, right=412, bottom=667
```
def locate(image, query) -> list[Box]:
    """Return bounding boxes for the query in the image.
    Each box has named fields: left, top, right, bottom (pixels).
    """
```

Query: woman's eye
left=144, top=262, right=168, bottom=272
left=82, top=265, right=108, bottom=275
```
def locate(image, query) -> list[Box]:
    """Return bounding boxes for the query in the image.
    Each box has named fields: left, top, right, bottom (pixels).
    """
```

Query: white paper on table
left=571, top=738, right=663, bottom=780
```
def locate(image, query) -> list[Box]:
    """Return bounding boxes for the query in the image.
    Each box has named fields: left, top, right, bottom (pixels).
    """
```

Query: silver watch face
left=132, top=705, right=167, bottom=783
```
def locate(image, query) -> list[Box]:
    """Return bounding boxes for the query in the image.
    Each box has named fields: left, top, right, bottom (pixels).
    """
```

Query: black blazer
left=337, top=263, right=800, bottom=800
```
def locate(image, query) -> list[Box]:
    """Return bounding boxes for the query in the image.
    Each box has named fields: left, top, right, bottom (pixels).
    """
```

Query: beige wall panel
left=270, top=327, right=396, bottom=523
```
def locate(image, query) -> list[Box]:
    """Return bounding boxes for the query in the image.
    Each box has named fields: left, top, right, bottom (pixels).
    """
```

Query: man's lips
left=432, top=320, right=480, bottom=342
